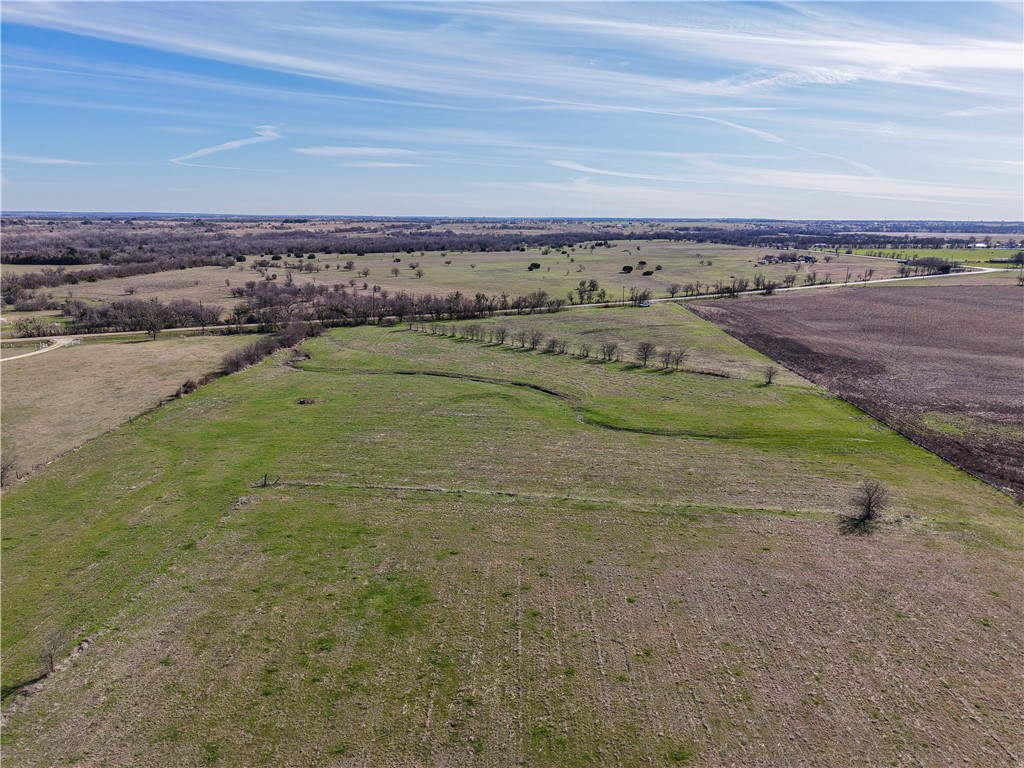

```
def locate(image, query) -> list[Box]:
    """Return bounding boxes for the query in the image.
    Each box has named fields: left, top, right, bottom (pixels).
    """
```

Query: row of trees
left=411, top=321, right=689, bottom=369
left=1, top=254, right=234, bottom=306
left=60, top=298, right=224, bottom=336
left=14, top=282, right=570, bottom=338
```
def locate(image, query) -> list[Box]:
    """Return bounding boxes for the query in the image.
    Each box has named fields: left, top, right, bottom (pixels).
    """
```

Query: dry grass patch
left=1, top=333, right=256, bottom=474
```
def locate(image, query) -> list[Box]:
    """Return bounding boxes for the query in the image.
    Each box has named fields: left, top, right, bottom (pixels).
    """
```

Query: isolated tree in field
left=391, top=266, right=400, bottom=277
left=635, top=341, right=656, bottom=367
left=414, top=268, right=425, bottom=279
left=763, top=364, right=779, bottom=385
left=842, top=479, right=890, bottom=533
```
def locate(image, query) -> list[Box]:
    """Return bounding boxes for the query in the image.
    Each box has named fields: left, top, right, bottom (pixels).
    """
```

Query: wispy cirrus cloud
left=170, top=125, right=280, bottom=167
left=339, top=162, right=425, bottom=168
left=292, top=146, right=415, bottom=157
left=4, top=154, right=96, bottom=166
left=2, top=2, right=1020, bottom=217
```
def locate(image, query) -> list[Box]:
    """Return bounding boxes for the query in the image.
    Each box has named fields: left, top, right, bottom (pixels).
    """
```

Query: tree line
left=409, top=321, right=690, bottom=370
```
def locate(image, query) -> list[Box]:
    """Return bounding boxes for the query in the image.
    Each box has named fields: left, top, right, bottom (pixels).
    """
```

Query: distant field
left=42, top=242, right=904, bottom=312
left=850, top=247, right=1020, bottom=265
left=1, top=333, right=258, bottom=475
left=3, top=310, right=1020, bottom=766
left=692, top=285, right=1024, bottom=497
left=0, top=263, right=96, bottom=275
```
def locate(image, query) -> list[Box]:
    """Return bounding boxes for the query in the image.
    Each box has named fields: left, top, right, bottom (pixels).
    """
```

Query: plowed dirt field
left=691, top=285, right=1024, bottom=498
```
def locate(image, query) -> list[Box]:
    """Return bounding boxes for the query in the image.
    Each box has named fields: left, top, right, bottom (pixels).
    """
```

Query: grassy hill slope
left=2, top=305, right=1020, bottom=766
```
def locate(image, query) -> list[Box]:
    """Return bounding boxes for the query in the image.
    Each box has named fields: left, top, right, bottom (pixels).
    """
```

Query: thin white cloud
left=946, top=104, right=1022, bottom=117
left=339, top=162, right=425, bottom=168
left=550, top=160, right=689, bottom=183
left=292, top=146, right=415, bottom=157
left=4, top=154, right=96, bottom=166
left=171, top=125, right=280, bottom=166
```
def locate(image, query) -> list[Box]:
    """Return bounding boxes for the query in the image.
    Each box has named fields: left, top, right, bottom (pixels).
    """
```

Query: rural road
left=0, top=266, right=1009, bottom=351
left=0, top=337, right=79, bottom=363
left=580, top=265, right=1008, bottom=309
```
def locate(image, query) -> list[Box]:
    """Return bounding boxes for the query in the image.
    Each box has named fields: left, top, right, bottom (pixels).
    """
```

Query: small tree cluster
left=221, top=321, right=320, bottom=374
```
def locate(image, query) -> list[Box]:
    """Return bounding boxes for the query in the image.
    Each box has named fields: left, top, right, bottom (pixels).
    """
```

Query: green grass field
left=850, top=247, right=1021, bottom=266
left=3, top=305, right=1020, bottom=766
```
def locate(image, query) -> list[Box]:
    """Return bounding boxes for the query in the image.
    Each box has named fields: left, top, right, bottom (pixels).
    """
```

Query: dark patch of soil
left=691, top=285, right=1024, bottom=498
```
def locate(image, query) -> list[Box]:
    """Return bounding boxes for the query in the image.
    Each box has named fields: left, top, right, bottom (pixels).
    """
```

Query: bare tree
left=763, top=364, right=779, bottom=385
left=512, top=329, right=528, bottom=348
left=578, top=342, right=592, bottom=359
left=842, top=479, right=890, bottom=533
left=659, top=347, right=674, bottom=369
left=528, top=330, right=545, bottom=350
left=493, top=326, right=509, bottom=345
left=635, top=340, right=656, bottom=367
left=599, top=340, right=619, bottom=361
left=414, top=268, right=425, bottom=279
left=667, top=283, right=682, bottom=298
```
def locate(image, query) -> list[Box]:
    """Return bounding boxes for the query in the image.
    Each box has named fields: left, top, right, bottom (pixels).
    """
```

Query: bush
left=220, top=322, right=320, bottom=374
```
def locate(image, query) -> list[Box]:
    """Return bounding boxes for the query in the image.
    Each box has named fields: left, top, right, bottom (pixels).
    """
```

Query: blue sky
left=2, top=1, right=1021, bottom=218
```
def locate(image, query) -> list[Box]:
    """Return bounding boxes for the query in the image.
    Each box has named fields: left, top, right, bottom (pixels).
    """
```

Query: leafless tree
left=493, top=326, right=509, bottom=345
left=578, top=342, right=592, bottom=359
left=635, top=340, right=656, bottom=366
left=528, top=330, right=545, bottom=350
left=599, top=340, right=619, bottom=361
left=667, top=283, right=682, bottom=297
left=842, top=479, right=890, bottom=533
left=414, top=268, right=425, bottom=279
left=763, top=364, right=779, bottom=385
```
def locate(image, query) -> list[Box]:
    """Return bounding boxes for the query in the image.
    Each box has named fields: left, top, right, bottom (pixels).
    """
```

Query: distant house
left=971, top=243, right=990, bottom=249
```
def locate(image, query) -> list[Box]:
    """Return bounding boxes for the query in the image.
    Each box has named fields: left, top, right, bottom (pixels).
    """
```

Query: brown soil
left=691, top=285, right=1024, bottom=498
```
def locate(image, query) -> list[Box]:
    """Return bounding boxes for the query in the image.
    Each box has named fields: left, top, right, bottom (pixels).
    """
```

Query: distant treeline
left=4, top=217, right=1010, bottom=269
left=11, top=281, right=568, bottom=338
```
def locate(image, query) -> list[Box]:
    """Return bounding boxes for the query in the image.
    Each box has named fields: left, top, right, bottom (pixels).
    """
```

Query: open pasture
left=1, top=332, right=258, bottom=475
left=43, top=242, right=904, bottom=313
left=2, top=311, right=1020, bottom=766
left=851, top=247, right=1021, bottom=266
left=691, top=285, right=1024, bottom=498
